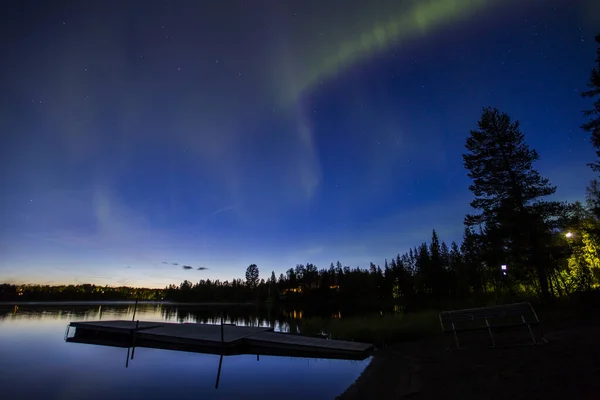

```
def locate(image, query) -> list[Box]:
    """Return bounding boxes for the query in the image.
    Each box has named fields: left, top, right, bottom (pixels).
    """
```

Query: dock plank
left=246, top=331, right=373, bottom=352
left=69, top=320, right=164, bottom=332
left=140, top=323, right=272, bottom=344
left=68, top=320, right=373, bottom=359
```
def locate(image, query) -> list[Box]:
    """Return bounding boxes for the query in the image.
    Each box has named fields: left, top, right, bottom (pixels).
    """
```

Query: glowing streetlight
left=565, top=232, right=573, bottom=239
left=501, top=264, right=507, bottom=276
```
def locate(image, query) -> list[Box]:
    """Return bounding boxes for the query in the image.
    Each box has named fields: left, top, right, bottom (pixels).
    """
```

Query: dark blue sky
left=1, top=0, right=598, bottom=287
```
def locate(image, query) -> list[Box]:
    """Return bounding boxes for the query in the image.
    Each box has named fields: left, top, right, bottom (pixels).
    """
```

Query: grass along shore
left=298, top=310, right=441, bottom=347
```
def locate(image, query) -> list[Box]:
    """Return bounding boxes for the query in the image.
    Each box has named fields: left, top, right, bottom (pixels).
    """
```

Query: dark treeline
left=164, top=216, right=599, bottom=310
left=3, top=36, right=600, bottom=309
left=0, top=283, right=164, bottom=302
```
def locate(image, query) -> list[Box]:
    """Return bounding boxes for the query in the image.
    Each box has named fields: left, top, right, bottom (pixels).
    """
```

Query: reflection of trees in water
left=157, top=306, right=307, bottom=333
left=160, top=306, right=278, bottom=327
left=0, top=306, right=15, bottom=320
left=0, top=303, right=166, bottom=321
left=0, top=302, right=400, bottom=333
left=156, top=305, right=357, bottom=334
left=0, top=305, right=102, bottom=321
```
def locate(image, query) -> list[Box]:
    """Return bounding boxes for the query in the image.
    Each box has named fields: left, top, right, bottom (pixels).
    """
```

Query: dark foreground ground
left=337, top=312, right=600, bottom=399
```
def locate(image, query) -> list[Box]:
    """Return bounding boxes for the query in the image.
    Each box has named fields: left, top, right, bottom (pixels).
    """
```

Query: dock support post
left=215, top=354, right=223, bottom=389
left=132, top=298, right=138, bottom=322
left=131, top=320, right=139, bottom=360
left=220, top=311, right=224, bottom=345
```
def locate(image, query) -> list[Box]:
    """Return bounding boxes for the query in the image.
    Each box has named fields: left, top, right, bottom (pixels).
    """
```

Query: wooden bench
left=439, top=302, right=546, bottom=349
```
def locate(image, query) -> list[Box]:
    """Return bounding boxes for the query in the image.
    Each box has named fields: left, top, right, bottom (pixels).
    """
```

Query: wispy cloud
left=197, top=267, right=209, bottom=271
left=210, top=203, right=243, bottom=218
left=290, top=104, right=322, bottom=202
left=182, top=265, right=193, bottom=270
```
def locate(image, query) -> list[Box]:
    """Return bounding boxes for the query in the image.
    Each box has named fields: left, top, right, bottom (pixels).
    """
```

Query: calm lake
left=0, top=302, right=371, bottom=400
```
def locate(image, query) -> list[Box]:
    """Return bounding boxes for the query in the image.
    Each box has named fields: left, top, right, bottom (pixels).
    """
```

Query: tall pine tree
left=460, top=227, right=485, bottom=295
left=582, top=34, right=600, bottom=170
left=582, top=35, right=600, bottom=216
left=463, top=107, right=562, bottom=300
left=428, top=230, right=446, bottom=298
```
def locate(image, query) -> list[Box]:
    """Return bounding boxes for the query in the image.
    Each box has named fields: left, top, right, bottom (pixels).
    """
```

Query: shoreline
left=0, top=300, right=256, bottom=306
left=336, top=314, right=600, bottom=399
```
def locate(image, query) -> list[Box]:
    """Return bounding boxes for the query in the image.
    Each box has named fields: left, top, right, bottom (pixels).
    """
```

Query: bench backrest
left=439, top=302, right=539, bottom=331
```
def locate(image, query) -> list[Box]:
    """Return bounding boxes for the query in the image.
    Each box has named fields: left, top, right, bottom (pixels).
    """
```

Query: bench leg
left=451, top=322, right=460, bottom=349
left=521, top=315, right=537, bottom=344
left=485, top=319, right=496, bottom=347
left=539, top=324, right=549, bottom=343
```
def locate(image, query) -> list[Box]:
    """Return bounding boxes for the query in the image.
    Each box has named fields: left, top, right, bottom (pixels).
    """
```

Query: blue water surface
left=0, top=304, right=370, bottom=400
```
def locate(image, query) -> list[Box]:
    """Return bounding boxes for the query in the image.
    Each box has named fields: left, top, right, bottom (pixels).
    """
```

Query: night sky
left=1, top=0, right=598, bottom=288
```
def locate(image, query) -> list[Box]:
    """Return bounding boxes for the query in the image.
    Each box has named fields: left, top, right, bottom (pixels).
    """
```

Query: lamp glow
left=565, top=232, right=573, bottom=238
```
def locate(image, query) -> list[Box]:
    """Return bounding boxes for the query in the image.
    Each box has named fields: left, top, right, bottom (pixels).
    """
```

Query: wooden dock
left=66, top=320, right=373, bottom=360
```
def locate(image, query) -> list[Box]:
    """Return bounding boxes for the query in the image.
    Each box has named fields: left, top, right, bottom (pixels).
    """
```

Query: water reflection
left=1, top=301, right=404, bottom=327
left=1, top=302, right=344, bottom=336
left=0, top=302, right=371, bottom=400
left=96, top=335, right=261, bottom=390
